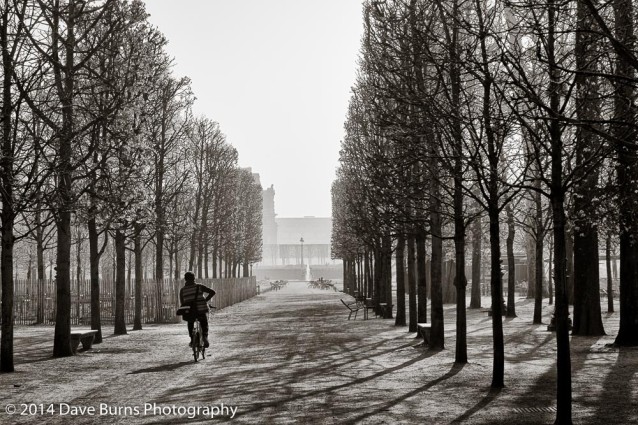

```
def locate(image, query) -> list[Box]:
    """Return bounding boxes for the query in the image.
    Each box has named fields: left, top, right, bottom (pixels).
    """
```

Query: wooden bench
left=416, top=323, right=432, bottom=345
left=340, top=299, right=361, bottom=320
left=362, top=298, right=375, bottom=320
left=70, top=330, right=98, bottom=353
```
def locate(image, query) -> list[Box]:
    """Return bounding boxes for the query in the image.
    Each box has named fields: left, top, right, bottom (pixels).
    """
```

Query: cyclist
left=179, top=271, right=216, bottom=348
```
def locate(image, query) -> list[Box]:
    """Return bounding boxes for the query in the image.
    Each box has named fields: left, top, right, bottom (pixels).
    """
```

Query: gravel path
left=0, top=281, right=636, bottom=424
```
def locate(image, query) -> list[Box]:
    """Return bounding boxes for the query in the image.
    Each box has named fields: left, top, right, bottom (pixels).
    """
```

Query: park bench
left=340, top=299, right=362, bottom=320
left=416, top=323, right=432, bottom=346
left=362, top=298, right=375, bottom=320
left=271, top=281, right=287, bottom=291
left=70, top=330, right=98, bottom=353
left=311, top=279, right=335, bottom=291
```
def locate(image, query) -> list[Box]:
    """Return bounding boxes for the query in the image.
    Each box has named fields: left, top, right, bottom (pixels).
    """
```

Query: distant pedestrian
left=179, top=271, right=215, bottom=347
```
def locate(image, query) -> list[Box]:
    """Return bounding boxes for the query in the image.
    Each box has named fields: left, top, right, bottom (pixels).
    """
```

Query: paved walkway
left=0, top=281, right=636, bottom=424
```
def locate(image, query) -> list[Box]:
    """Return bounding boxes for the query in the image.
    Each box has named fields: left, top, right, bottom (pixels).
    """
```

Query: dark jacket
left=180, top=283, right=216, bottom=315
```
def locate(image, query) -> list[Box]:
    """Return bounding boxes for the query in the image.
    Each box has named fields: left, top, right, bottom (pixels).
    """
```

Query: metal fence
left=7, top=276, right=257, bottom=325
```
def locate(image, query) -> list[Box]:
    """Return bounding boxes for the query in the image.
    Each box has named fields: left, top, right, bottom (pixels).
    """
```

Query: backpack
left=176, top=284, right=200, bottom=321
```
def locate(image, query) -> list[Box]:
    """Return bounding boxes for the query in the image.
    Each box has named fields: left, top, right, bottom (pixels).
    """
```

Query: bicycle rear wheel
left=192, top=331, right=200, bottom=361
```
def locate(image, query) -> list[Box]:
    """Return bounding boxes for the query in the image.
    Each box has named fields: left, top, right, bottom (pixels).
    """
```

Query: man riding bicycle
left=180, top=271, right=216, bottom=348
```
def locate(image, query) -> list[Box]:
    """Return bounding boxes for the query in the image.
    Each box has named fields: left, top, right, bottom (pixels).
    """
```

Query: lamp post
left=300, top=237, right=305, bottom=266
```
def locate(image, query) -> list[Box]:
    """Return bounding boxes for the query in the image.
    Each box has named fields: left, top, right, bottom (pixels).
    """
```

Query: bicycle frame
left=191, top=305, right=216, bottom=362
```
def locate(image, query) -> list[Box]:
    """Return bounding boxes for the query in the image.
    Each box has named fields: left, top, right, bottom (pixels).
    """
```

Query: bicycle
left=191, top=304, right=216, bottom=362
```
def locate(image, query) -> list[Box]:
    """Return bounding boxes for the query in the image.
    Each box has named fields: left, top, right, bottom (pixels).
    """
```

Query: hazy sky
left=141, top=1, right=363, bottom=218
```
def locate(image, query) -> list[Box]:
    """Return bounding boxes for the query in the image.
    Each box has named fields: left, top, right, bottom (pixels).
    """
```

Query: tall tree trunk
left=175, top=252, right=180, bottom=280
left=197, top=216, right=205, bottom=278
left=342, top=259, right=349, bottom=294
left=479, top=0, right=504, bottom=387
left=114, top=229, right=127, bottom=335
left=548, top=233, right=554, bottom=305
left=75, top=228, right=82, bottom=320
left=88, top=215, right=103, bottom=343
left=204, top=242, right=209, bottom=278
left=606, top=235, right=614, bottom=313
left=572, top=0, right=605, bottom=337
left=416, top=228, right=427, bottom=323
left=454, top=240, right=467, bottom=363
left=488, top=207, right=505, bottom=388
left=35, top=210, right=46, bottom=324
left=133, top=223, right=143, bottom=330
left=373, top=248, right=381, bottom=310
left=35, top=207, right=45, bottom=325
left=506, top=205, right=516, bottom=318
left=54, top=187, right=73, bottom=357
left=53, top=1, right=77, bottom=357
left=430, top=184, right=444, bottom=350
left=155, top=101, right=166, bottom=321
left=127, top=249, right=132, bottom=295
left=449, top=0, right=466, bottom=362
left=357, top=255, right=363, bottom=293
left=565, top=228, right=574, bottom=305
left=470, top=217, right=482, bottom=308
left=453, top=186, right=467, bottom=362
left=382, top=235, right=393, bottom=318
left=0, top=216, right=14, bottom=372
left=612, top=0, right=638, bottom=347
left=0, top=179, right=14, bottom=370
left=548, top=3, right=572, bottom=420
left=212, top=248, right=217, bottom=279
left=367, top=250, right=373, bottom=298
left=552, top=196, right=571, bottom=424
left=407, top=235, right=417, bottom=332
left=526, top=231, right=536, bottom=300
left=395, top=235, right=406, bottom=326
left=533, top=187, right=543, bottom=323
left=155, top=223, right=164, bottom=323
left=0, top=6, right=15, bottom=371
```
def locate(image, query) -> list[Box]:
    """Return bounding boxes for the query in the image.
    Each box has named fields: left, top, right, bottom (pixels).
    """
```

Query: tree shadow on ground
left=507, top=333, right=610, bottom=424
left=451, top=386, right=502, bottom=423
left=589, top=347, right=638, bottom=424
left=342, top=362, right=466, bottom=424
left=128, top=361, right=194, bottom=375
left=157, top=346, right=442, bottom=422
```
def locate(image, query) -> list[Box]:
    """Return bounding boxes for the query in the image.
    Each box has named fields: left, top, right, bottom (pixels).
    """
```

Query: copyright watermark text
left=4, top=403, right=237, bottom=419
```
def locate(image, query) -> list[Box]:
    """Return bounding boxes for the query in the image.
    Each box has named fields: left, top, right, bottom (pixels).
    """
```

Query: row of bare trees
left=332, top=1, right=638, bottom=423
left=0, top=0, right=262, bottom=372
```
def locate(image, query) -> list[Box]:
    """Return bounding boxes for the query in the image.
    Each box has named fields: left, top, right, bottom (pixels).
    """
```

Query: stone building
left=256, top=185, right=341, bottom=280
